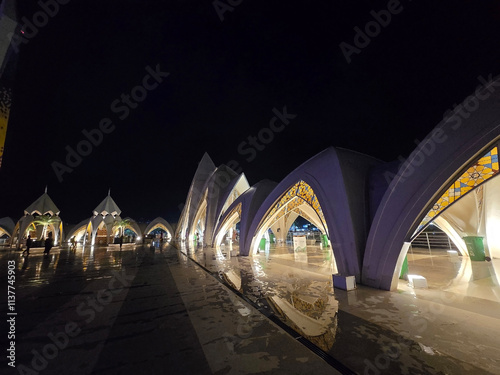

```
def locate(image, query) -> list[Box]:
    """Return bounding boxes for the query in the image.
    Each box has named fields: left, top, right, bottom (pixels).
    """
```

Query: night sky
left=1, top=0, right=499, bottom=225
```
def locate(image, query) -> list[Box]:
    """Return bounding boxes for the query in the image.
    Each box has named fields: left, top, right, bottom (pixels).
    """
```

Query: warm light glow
left=486, top=217, right=500, bottom=258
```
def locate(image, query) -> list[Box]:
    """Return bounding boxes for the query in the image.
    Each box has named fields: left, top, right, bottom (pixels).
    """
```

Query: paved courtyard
left=0, top=244, right=340, bottom=375
left=1, top=242, right=499, bottom=374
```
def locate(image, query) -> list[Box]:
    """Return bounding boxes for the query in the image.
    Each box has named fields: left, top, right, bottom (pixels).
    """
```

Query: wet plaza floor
left=0, top=243, right=499, bottom=374
left=183, top=242, right=500, bottom=375
left=0, top=244, right=340, bottom=375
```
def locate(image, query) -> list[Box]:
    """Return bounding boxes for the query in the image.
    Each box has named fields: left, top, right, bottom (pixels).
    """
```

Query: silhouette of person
left=43, top=232, right=53, bottom=256
left=23, top=235, right=32, bottom=257
left=119, top=235, right=123, bottom=250
left=21, top=255, right=29, bottom=271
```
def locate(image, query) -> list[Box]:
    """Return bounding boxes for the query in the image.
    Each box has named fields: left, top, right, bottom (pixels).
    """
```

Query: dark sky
left=1, top=0, right=499, bottom=224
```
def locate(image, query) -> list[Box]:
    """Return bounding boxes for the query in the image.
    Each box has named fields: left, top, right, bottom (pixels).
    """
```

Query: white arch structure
left=11, top=189, right=62, bottom=247
left=178, top=79, right=500, bottom=291
left=363, top=78, right=500, bottom=290
left=144, top=217, right=174, bottom=239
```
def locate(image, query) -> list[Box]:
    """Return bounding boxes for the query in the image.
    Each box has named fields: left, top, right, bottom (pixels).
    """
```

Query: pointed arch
left=256, top=180, right=329, bottom=237
left=0, top=217, right=15, bottom=238
left=144, top=217, right=174, bottom=239
left=412, top=144, right=499, bottom=239
left=212, top=180, right=278, bottom=253
left=245, top=148, right=380, bottom=281
left=176, top=153, right=216, bottom=240
left=66, top=219, right=91, bottom=243
left=363, top=79, right=500, bottom=290
left=214, top=203, right=242, bottom=247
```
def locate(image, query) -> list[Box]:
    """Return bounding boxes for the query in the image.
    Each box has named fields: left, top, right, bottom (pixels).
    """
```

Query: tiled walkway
left=0, top=245, right=340, bottom=375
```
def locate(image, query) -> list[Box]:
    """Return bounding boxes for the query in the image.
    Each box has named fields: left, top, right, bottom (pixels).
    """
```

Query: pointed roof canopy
left=93, top=191, right=121, bottom=217
left=0, top=217, right=15, bottom=236
left=24, top=189, right=60, bottom=216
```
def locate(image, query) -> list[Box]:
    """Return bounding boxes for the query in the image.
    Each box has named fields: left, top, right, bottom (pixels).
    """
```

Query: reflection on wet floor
left=14, top=246, right=127, bottom=282
left=406, top=247, right=500, bottom=302
left=181, top=241, right=500, bottom=375
left=2, top=242, right=500, bottom=374
left=183, top=242, right=340, bottom=353
left=5, top=243, right=341, bottom=375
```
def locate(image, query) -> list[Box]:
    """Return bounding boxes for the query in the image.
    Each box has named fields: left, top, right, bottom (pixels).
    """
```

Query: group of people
left=22, top=233, right=54, bottom=257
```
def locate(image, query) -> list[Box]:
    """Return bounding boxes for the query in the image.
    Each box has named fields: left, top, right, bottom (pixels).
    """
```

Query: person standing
left=43, top=232, right=53, bottom=256
left=70, top=236, right=77, bottom=251
left=119, top=235, right=123, bottom=251
left=22, top=235, right=32, bottom=256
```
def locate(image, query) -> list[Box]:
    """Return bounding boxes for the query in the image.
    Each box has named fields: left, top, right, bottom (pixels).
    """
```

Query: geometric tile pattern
left=259, top=180, right=327, bottom=234
left=413, top=145, right=499, bottom=237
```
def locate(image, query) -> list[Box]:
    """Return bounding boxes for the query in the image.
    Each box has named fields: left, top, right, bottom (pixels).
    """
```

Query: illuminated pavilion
left=64, top=192, right=175, bottom=246
left=65, top=191, right=142, bottom=246
left=11, top=188, right=63, bottom=248
left=176, top=78, right=500, bottom=291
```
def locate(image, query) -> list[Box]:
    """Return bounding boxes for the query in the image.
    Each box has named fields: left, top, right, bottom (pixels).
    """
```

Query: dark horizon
left=1, top=0, right=500, bottom=224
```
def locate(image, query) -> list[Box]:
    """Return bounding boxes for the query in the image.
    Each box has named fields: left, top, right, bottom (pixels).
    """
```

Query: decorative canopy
left=93, top=191, right=121, bottom=217
left=24, top=190, right=60, bottom=216
left=0, top=217, right=15, bottom=237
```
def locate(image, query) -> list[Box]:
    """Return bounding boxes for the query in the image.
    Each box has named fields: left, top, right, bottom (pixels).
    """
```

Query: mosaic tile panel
left=413, top=145, right=499, bottom=237
left=259, top=181, right=327, bottom=234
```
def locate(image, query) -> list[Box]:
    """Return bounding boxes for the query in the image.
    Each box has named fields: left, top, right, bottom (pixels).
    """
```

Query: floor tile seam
left=172, top=248, right=356, bottom=375
left=89, top=248, right=213, bottom=375
left=15, top=254, right=146, bottom=375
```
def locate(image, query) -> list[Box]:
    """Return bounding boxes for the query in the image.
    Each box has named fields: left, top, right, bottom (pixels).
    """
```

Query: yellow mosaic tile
left=258, top=180, right=327, bottom=234
left=413, top=145, right=499, bottom=237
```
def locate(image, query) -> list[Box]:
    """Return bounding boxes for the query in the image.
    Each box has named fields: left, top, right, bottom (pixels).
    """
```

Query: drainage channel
left=177, top=248, right=355, bottom=375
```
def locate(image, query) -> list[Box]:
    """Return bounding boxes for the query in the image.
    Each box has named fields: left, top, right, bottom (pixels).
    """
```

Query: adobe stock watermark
left=8, top=0, right=71, bottom=53
left=363, top=290, right=464, bottom=375
left=51, top=64, right=169, bottom=182
left=339, top=0, right=407, bottom=64
left=383, top=74, right=500, bottom=189
left=231, top=106, right=297, bottom=168
left=213, top=0, right=243, bottom=22
left=222, top=313, right=265, bottom=355
left=177, top=106, right=297, bottom=215
left=16, top=269, right=134, bottom=375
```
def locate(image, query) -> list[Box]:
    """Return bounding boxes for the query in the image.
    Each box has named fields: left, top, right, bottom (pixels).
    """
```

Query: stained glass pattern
left=259, top=181, right=327, bottom=234
left=414, top=146, right=499, bottom=236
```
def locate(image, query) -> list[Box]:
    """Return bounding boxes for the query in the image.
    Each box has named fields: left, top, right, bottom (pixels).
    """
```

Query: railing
left=285, top=230, right=322, bottom=245
left=409, top=230, right=460, bottom=266
left=411, top=231, right=458, bottom=251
